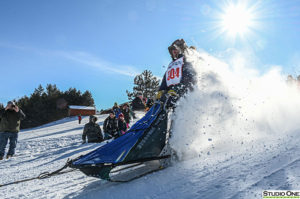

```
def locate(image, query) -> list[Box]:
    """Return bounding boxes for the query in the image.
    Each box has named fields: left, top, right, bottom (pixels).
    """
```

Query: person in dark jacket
left=82, top=115, right=103, bottom=143
left=112, top=102, right=121, bottom=119
left=103, top=111, right=118, bottom=139
left=118, top=113, right=127, bottom=137
left=121, top=103, right=132, bottom=128
left=0, top=101, right=26, bottom=160
left=156, top=39, right=197, bottom=107
left=131, top=95, right=145, bottom=111
left=145, top=98, right=154, bottom=111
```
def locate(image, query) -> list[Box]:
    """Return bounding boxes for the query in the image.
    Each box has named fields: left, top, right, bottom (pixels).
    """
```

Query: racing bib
left=166, top=57, right=183, bottom=87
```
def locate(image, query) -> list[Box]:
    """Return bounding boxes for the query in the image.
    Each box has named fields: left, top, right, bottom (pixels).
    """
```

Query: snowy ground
left=0, top=112, right=299, bottom=199
left=1, top=50, right=300, bottom=198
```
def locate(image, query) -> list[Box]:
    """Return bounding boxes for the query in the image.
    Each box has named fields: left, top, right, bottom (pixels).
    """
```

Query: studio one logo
left=262, top=190, right=300, bottom=199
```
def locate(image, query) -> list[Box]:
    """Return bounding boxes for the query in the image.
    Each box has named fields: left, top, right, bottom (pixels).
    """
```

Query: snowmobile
left=70, top=39, right=194, bottom=182
left=70, top=98, right=174, bottom=182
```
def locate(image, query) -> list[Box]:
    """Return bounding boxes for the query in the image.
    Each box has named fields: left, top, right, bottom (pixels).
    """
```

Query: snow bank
left=170, top=48, right=300, bottom=160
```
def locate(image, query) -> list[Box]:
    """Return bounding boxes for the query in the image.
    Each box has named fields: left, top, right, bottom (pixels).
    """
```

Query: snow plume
left=170, top=49, right=300, bottom=160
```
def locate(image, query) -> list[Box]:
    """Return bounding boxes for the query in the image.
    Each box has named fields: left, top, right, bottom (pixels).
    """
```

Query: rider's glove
left=156, top=90, right=164, bottom=100
left=167, top=90, right=177, bottom=96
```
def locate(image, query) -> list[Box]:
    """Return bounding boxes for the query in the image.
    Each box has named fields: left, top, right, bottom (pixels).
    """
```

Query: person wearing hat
left=156, top=39, right=197, bottom=107
left=131, top=93, right=146, bottom=111
left=112, top=102, right=121, bottom=119
left=117, top=113, right=127, bottom=137
left=82, top=115, right=103, bottom=143
left=103, top=110, right=119, bottom=140
left=121, top=103, right=133, bottom=128
left=0, top=101, right=26, bottom=160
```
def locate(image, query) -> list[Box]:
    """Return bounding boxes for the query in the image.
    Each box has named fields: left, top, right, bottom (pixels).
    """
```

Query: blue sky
left=1, top=0, right=300, bottom=109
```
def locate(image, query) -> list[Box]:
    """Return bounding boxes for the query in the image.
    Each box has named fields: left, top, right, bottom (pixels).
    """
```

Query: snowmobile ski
left=108, top=159, right=168, bottom=182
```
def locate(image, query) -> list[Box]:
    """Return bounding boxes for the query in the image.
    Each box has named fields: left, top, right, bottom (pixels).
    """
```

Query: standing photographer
left=0, top=101, right=25, bottom=160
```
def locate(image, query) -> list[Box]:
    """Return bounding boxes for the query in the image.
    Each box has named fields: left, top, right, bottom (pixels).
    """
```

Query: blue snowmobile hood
left=72, top=102, right=162, bottom=166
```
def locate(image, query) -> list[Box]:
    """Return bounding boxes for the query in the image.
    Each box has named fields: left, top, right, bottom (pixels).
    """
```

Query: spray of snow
left=170, top=48, right=300, bottom=160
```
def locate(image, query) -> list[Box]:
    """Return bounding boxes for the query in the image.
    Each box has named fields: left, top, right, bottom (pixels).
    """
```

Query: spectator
left=0, top=101, right=26, bottom=160
left=143, top=97, right=147, bottom=107
left=131, top=94, right=146, bottom=111
left=121, top=103, right=132, bottom=128
left=103, top=111, right=118, bottom=139
left=112, top=102, right=121, bottom=119
left=118, top=113, right=127, bottom=136
left=78, top=114, right=82, bottom=124
left=82, top=115, right=103, bottom=143
left=145, top=98, right=154, bottom=111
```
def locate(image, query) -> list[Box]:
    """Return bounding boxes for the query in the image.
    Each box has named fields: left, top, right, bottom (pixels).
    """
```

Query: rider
left=156, top=39, right=197, bottom=106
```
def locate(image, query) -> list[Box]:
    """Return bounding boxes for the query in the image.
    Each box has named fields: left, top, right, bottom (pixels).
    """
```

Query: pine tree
left=82, top=90, right=94, bottom=106
left=126, top=70, right=160, bottom=100
left=33, top=84, right=45, bottom=96
left=0, top=103, right=3, bottom=123
left=63, top=88, right=82, bottom=105
left=46, top=84, right=60, bottom=97
left=16, top=84, right=95, bottom=129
